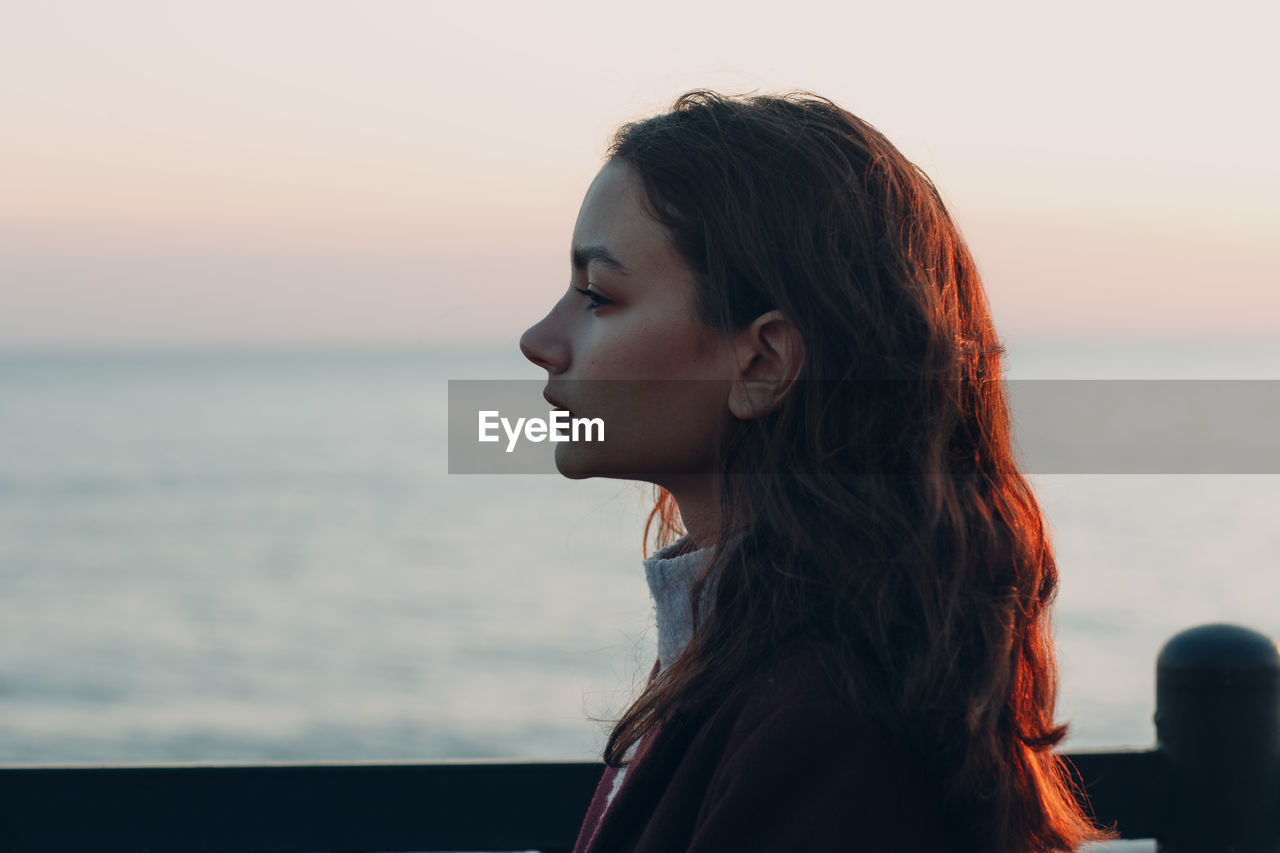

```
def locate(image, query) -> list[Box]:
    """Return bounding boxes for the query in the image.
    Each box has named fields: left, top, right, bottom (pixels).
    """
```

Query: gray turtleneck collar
left=643, top=536, right=719, bottom=671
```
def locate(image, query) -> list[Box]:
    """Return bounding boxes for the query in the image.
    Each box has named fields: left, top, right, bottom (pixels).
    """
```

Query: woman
left=520, top=91, right=1108, bottom=853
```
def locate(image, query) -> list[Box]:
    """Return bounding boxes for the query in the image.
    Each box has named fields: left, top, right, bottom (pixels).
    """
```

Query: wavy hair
left=606, top=91, right=1109, bottom=853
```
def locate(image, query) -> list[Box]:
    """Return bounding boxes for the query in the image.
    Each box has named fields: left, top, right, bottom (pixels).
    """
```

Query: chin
left=553, top=443, right=660, bottom=484
left=553, top=443, right=600, bottom=480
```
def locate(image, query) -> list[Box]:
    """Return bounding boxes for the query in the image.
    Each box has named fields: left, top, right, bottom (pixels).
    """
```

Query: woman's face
left=519, top=159, right=740, bottom=484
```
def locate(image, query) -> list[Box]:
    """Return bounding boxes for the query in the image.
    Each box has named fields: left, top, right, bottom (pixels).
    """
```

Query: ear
left=727, top=310, right=806, bottom=420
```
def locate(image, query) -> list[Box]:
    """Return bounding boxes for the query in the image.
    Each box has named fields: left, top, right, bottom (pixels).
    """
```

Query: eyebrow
left=571, top=245, right=631, bottom=274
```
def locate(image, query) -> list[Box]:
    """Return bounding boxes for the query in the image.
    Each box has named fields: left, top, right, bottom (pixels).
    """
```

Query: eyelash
left=574, top=286, right=612, bottom=310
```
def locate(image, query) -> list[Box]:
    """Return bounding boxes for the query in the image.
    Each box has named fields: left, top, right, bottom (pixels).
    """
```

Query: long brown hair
left=606, top=92, right=1109, bottom=853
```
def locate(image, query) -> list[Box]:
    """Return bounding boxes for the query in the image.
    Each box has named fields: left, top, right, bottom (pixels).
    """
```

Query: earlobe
left=727, top=310, right=806, bottom=420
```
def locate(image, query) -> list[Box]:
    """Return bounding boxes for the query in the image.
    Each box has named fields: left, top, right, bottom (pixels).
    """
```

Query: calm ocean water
left=1, top=342, right=1277, bottom=791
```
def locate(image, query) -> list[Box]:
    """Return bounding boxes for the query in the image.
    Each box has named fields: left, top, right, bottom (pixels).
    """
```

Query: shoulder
left=647, top=638, right=962, bottom=852
left=708, top=637, right=848, bottom=743
left=691, top=638, right=887, bottom=794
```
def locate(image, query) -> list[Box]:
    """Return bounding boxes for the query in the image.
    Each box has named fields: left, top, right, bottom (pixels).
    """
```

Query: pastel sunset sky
left=2, top=0, right=1276, bottom=348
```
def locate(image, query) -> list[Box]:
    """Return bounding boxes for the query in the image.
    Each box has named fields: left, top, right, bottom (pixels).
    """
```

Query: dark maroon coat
left=573, top=639, right=961, bottom=852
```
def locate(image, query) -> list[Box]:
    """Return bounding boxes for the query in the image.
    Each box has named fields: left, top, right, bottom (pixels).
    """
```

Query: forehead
left=571, top=160, right=683, bottom=275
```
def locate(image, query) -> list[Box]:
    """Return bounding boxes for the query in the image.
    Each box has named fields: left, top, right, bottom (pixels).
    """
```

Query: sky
left=1, top=0, right=1277, bottom=349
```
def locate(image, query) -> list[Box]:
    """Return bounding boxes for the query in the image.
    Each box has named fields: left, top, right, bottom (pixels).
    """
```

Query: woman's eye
left=574, top=286, right=612, bottom=310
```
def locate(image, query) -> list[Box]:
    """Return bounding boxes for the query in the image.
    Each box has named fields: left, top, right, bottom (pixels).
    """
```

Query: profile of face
left=519, top=160, right=742, bottom=486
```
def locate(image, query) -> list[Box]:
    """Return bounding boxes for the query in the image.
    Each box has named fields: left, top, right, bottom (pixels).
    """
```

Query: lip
left=543, top=389, right=569, bottom=413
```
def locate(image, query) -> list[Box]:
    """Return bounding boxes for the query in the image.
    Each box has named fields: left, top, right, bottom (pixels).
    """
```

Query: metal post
left=1156, top=623, right=1280, bottom=852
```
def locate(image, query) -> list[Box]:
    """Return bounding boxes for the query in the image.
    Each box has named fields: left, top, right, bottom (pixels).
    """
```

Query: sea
left=2, top=341, right=1278, bottom=851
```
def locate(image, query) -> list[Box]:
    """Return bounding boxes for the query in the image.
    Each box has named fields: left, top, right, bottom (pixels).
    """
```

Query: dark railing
left=1, top=623, right=1276, bottom=853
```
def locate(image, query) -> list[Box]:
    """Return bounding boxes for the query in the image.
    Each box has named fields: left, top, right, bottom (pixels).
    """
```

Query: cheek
left=639, top=314, right=730, bottom=376
left=575, top=310, right=730, bottom=382
left=665, top=321, right=735, bottom=378
left=576, top=321, right=663, bottom=378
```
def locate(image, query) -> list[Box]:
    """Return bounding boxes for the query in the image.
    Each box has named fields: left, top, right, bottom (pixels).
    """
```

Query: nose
left=519, top=310, right=569, bottom=374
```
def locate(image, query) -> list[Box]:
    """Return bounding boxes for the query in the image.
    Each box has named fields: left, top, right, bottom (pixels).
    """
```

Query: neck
left=660, top=474, right=720, bottom=548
